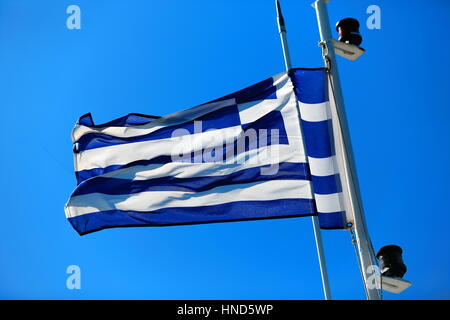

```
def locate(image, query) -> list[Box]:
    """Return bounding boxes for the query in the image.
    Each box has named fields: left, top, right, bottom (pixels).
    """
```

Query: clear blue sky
left=0, top=0, right=449, bottom=300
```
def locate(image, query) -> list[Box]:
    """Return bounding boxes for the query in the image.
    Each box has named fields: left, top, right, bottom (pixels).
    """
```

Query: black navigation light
left=336, top=18, right=363, bottom=47
left=376, top=245, right=407, bottom=278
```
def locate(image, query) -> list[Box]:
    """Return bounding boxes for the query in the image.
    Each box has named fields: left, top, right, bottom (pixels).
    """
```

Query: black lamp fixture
left=335, top=18, right=363, bottom=47
left=376, top=245, right=407, bottom=278
left=331, top=17, right=365, bottom=61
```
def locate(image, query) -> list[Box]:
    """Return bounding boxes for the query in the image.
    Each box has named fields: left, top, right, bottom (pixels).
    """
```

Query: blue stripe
left=68, top=199, right=316, bottom=235
left=212, top=76, right=277, bottom=104
left=75, top=105, right=241, bottom=153
left=301, top=119, right=335, bottom=159
left=241, top=110, right=289, bottom=145
left=289, top=68, right=328, bottom=104
left=78, top=113, right=160, bottom=128
left=72, top=162, right=311, bottom=196
left=311, top=174, right=342, bottom=195
left=317, top=211, right=346, bottom=229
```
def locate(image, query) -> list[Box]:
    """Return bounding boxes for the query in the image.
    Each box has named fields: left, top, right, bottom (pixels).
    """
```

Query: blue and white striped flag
left=65, top=68, right=352, bottom=235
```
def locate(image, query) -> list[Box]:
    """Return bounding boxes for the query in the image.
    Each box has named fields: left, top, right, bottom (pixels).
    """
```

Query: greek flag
left=65, top=68, right=351, bottom=235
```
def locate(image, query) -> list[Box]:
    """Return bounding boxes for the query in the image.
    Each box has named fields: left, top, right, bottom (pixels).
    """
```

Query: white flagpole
left=312, top=0, right=382, bottom=300
left=276, top=0, right=332, bottom=300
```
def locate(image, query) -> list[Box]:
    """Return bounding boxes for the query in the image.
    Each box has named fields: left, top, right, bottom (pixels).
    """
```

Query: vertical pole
left=276, top=0, right=332, bottom=300
left=276, top=0, right=292, bottom=70
left=311, top=215, right=332, bottom=300
left=312, top=0, right=382, bottom=300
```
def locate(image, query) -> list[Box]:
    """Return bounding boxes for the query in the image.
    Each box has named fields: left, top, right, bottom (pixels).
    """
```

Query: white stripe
left=100, top=154, right=306, bottom=181
left=298, top=101, right=331, bottom=122
left=76, top=126, right=240, bottom=171
left=272, top=72, right=289, bottom=87
left=65, top=180, right=313, bottom=218
left=72, top=98, right=236, bottom=142
left=238, top=98, right=285, bottom=125
left=238, top=79, right=293, bottom=124
left=307, top=156, right=338, bottom=177
left=314, top=192, right=344, bottom=213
